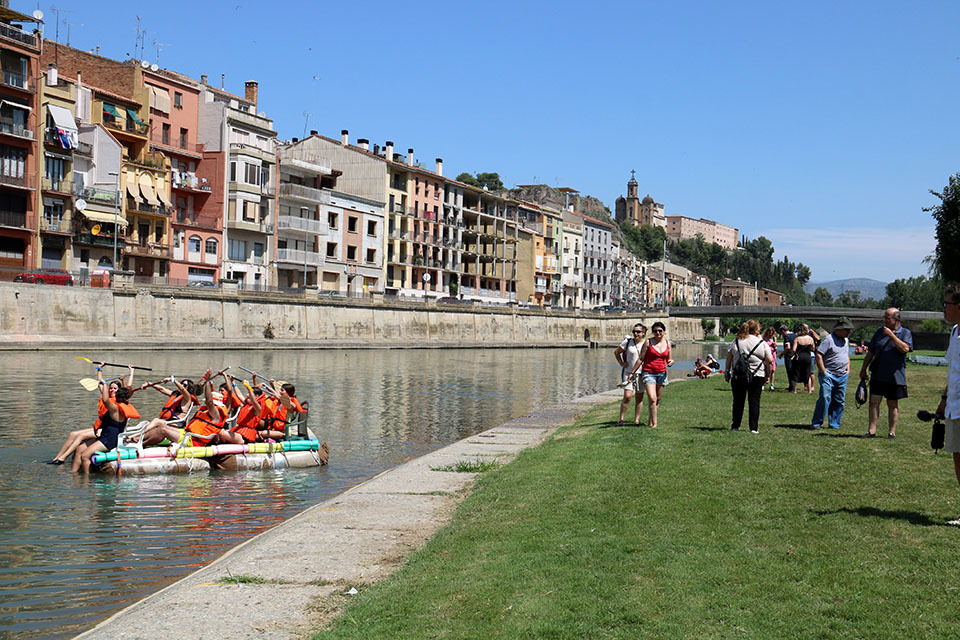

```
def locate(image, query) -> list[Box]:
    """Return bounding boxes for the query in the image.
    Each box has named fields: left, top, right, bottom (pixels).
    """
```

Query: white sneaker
left=750, top=429, right=759, bottom=434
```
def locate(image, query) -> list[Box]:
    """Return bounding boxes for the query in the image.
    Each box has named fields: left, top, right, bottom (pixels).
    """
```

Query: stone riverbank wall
left=0, top=282, right=703, bottom=348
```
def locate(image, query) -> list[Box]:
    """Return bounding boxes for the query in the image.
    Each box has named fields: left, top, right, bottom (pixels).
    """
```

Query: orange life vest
left=158, top=394, right=187, bottom=420
left=93, top=398, right=109, bottom=434
left=232, top=401, right=261, bottom=443
left=187, top=407, right=226, bottom=441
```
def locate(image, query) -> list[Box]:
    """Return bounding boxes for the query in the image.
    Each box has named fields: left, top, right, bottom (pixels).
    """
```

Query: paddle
left=76, top=356, right=152, bottom=371
left=78, top=376, right=124, bottom=391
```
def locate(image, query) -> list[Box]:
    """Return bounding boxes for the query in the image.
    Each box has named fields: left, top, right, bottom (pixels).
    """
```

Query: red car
left=14, top=269, right=74, bottom=285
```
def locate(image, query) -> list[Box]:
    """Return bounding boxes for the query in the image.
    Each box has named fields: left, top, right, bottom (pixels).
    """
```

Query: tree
left=812, top=287, right=833, bottom=306
left=795, top=264, right=811, bottom=286
left=925, top=172, right=960, bottom=282
left=456, top=172, right=504, bottom=191
left=882, top=275, right=942, bottom=311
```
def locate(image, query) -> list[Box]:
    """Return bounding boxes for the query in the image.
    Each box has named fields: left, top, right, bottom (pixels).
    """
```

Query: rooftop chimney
left=310, top=129, right=318, bottom=136
left=341, top=129, right=349, bottom=145
left=435, top=158, right=443, bottom=176
left=385, top=141, right=394, bottom=160
left=244, top=81, right=258, bottom=109
left=292, top=137, right=299, bottom=143
left=357, top=138, right=369, bottom=151
left=373, top=143, right=380, bottom=155
left=200, top=74, right=208, bottom=85
left=46, top=63, right=57, bottom=87
left=221, top=73, right=225, bottom=89
left=407, top=148, right=414, bottom=166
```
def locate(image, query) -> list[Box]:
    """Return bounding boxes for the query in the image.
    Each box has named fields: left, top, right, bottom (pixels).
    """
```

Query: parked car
left=437, top=296, right=471, bottom=304
left=188, top=280, right=217, bottom=288
left=14, top=269, right=74, bottom=285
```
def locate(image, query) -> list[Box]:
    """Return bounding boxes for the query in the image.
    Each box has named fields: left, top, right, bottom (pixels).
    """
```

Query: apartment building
left=560, top=211, right=583, bottom=308
left=198, top=79, right=275, bottom=289
left=713, top=278, right=758, bottom=306
left=322, top=189, right=383, bottom=294
left=145, top=68, right=219, bottom=284
left=274, top=145, right=330, bottom=288
left=507, top=200, right=561, bottom=306
left=665, top=214, right=738, bottom=251
left=0, top=6, right=40, bottom=277
left=38, top=65, right=78, bottom=270
left=580, top=214, right=613, bottom=307
left=758, top=287, right=785, bottom=306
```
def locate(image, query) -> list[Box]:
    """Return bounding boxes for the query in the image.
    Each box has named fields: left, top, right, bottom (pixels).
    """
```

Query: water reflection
left=0, top=346, right=648, bottom=639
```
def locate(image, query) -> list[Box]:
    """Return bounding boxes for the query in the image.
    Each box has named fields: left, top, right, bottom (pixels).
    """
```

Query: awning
left=138, top=173, right=161, bottom=206
left=155, top=185, right=173, bottom=208
left=125, top=175, right=141, bottom=203
left=148, top=86, right=170, bottom=114
left=82, top=210, right=128, bottom=227
left=46, top=103, right=77, bottom=133
left=127, top=108, right=147, bottom=127
left=1, top=100, right=31, bottom=112
left=102, top=103, right=121, bottom=118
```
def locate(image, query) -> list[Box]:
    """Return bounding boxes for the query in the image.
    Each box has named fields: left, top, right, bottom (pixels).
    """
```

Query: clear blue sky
left=34, top=0, right=959, bottom=284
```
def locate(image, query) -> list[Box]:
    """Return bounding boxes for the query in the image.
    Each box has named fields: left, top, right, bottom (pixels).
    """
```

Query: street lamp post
left=108, top=171, right=120, bottom=272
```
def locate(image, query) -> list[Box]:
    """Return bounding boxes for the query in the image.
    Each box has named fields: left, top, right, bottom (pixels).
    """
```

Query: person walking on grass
left=637, top=321, right=674, bottom=428
left=811, top=317, right=854, bottom=430
left=614, top=323, right=647, bottom=426
left=725, top=319, right=773, bottom=434
left=779, top=324, right=798, bottom=393
left=859, top=307, right=913, bottom=439
left=936, top=283, right=960, bottom=524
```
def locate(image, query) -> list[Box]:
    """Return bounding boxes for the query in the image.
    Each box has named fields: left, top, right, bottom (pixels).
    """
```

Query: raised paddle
left=76, top=356, right=153, bottom=371
left=78, top=375, right=124, bottom=391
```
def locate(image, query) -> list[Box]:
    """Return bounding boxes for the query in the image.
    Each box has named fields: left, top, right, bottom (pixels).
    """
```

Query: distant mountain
left=804, top=278, right=888, bottom=301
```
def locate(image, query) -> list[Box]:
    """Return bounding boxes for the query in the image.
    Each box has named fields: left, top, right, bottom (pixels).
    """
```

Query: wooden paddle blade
left=78, top=378, right=100, bottom=391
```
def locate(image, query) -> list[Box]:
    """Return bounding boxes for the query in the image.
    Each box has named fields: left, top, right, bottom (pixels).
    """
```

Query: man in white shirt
left=937, top=283, right=960, bottom=524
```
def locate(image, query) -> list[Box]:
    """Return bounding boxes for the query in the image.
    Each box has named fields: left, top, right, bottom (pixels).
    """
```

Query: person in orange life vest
left=124, top=377, right=198, bottom=446
left=50, top=366, right=134, bottom=466
left=218, top=374, right=262, bottom=445
left=137, top=370, right=226, bottom=449
left=258, top=382, right=305, bottom=441
left=218, top=380, right=243, bottom=414
left=75, top=366, right=140, bottom=473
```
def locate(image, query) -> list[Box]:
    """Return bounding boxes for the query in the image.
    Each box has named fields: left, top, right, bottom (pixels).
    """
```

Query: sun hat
left=211, top=391, right=227, bottom=409
left=835, top=316, right=855, bottom=331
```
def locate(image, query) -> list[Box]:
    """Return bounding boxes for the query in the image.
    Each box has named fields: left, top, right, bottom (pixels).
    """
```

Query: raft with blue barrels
left=94, top=437, right=329, bottom=474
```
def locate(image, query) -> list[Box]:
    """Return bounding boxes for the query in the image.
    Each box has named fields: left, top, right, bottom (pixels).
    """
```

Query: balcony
left=226, top=218, right=272, bottom=234
left=103, top=115, right=148, bottom=137
left=0, top=117, right=33, bottom=140
left=0, top=209, right=26, bottom=228
left=41, top=177, right=76, bottom=195
left=130, top=201, right=169, bottom=216
left=278, top=214, right=328, bottom=235
left=0, top=173, right=35, bottom=190
left=0, top=24, right=38, bottom=49
left=74, top=141, right=93, bottom=157
left=277, top=182, right=329, bottom=205
left=128, top=150, right=166, bottom=170
left=172, top=173, right=213, bottom=193
left=276, top=248, right=322, bottom=266
left=0, top=68, right=33, bottom=92
left=126, top=242, right=170, bottom=258
left=74, top=231, right=118, bottom=247
left=82, top=186, right=119, bottom=206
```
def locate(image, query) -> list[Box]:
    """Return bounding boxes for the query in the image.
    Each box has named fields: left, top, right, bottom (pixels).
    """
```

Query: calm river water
left=0, top=343, right=718, bottom=638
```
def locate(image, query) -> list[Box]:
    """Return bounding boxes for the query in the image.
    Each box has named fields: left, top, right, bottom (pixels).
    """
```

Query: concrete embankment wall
left=0, top=282, right=703, bottom=348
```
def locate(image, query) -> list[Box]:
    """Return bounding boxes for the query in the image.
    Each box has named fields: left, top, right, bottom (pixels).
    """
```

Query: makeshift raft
left=93, top=439, right=329, bottom=474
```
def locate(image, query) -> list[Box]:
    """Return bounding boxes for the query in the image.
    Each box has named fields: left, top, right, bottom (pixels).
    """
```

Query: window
left=346, top=245, right=357, bottom=261
left=228, top=239, right=246, bottom=261
left=367, top=220, right=377, bottom=236
left=162, top=123, right=170, bottom=144
left=261, top=165, right=269, bottom=187
left=174, top=91, right=183, bottom=108
left=253, top=242, right=264, bottom=264
left=326, top=242, right=337, bottom=258
left=366, top=248, right=376, bottom=263
left=189, top=235, right=202, bottom=252
left=179, top=128, right=187, bottom=148
left=231, top=128, right=249, bottom=145
left=174, top=230, right=183, bottom=249
left=347, top=216, right=358, bottom=232
left=43, top=198, right=64, bottom=225
left=205, top=238, right=217, bottom=255
left=0, top=236, right=24, bottom=259
left=44, top=156, right=65, bottom=189
left=155, top=222, right=163, bottom=242
left=243, top=162, right=260, bottom=185
left=328, top=212, right=338, bottom=229
left=230, top=161, right=236, bottom=182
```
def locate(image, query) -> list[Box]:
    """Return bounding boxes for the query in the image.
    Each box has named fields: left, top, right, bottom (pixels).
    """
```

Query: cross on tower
left=630, top=169, right=636, bottom=181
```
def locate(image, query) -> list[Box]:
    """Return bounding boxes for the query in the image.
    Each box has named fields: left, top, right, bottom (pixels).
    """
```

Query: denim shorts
left=641, top=372, right=668, bottom=387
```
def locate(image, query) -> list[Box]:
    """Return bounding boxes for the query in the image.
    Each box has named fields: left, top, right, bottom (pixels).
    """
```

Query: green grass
left=313, top=363, right=960, bottom=639
left=431, top=459, right=503, bottom=473
left=218, top=574, right=267, bottom=585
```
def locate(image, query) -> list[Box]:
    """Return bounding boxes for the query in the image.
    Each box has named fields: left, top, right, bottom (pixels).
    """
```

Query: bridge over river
left=666, top=305, right=943, bottom=332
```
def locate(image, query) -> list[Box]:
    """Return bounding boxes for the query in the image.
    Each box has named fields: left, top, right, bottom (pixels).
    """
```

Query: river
left=0, top=342, right=720, bottom=638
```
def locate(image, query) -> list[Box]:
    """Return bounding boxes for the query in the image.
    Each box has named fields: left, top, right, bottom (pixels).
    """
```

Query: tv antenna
left=152, top=40, right=171, bottom=67
left=302, top=111, right=316, bottom=138
left=63, top=19, right=83, bottom=47
left=133, top=16, right=148, bottom=60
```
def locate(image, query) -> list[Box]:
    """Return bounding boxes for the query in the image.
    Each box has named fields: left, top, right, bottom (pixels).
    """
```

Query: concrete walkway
left=76, top=389, right=622, bottom=639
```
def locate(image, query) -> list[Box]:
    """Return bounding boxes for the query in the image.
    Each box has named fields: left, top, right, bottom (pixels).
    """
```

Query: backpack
left=732, top=339, right=762, bottom=381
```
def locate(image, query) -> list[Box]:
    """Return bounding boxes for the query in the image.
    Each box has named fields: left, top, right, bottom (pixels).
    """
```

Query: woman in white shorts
left=614, top=323, right=647, bottom=426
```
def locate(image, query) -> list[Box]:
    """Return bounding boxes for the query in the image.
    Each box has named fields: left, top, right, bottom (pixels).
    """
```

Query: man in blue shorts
left=858, top=308, right=913, bottom=438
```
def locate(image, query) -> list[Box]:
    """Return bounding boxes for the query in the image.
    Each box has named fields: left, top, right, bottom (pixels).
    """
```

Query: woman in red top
left=637, top=321, right=675, bottom=428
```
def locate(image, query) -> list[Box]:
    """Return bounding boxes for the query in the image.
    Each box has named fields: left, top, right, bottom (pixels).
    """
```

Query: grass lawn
left=314, top=361, right=959, bottom=639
